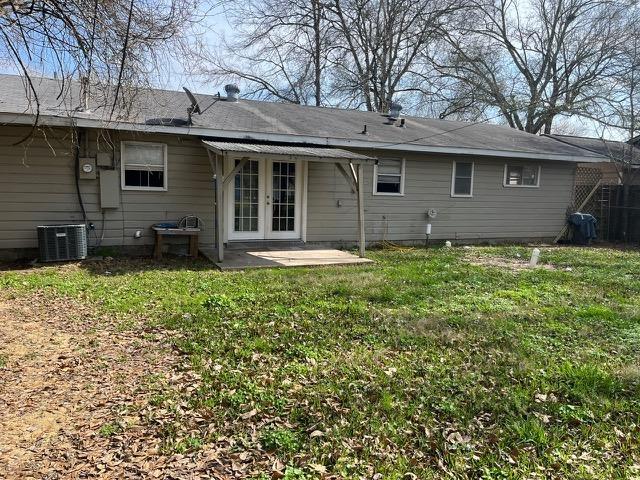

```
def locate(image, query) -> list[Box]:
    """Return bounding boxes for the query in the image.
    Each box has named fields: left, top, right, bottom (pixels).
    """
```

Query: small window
left=451, top=161, right=474, bottom=197
left=373, top=158, right=405, bottom=195
left=121, top=141, right=168, bottom=191
left=504, top=164, right=540, bottom=187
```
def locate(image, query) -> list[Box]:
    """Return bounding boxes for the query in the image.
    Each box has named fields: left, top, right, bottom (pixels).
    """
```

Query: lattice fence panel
left=556, top=166, right=605, bottom=242
left=572, top=166, right=602, bottom=211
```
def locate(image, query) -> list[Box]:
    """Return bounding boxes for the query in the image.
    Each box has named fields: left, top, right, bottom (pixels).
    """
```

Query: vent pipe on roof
left=388, top=101, right=402, bottom=121
left=80, top=76, right=90, bottom=112
left=225, top=84, right=240, bottom=102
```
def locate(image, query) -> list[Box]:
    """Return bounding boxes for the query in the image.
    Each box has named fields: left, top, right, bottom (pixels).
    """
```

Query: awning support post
left=356, top=162, right=365, bottom=257
left=215, top=154, right=224, bottom=262
left=336, top=162, right=356, bottom=193
left=223, top=157, right=248, bottom=189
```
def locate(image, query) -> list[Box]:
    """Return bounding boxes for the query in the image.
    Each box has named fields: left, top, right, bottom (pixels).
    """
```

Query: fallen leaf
left=240, top=409, right=258, bottom=420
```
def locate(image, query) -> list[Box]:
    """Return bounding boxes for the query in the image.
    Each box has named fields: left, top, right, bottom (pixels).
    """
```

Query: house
left=546, top=134, right=640, bottom=185
left=545, top=134, right=640, bottom=243
left=0, top=75, right=606, bottom=262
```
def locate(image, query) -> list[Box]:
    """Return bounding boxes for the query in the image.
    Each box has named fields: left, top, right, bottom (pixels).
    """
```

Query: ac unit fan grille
left=37, top=224, right=88, bottom=262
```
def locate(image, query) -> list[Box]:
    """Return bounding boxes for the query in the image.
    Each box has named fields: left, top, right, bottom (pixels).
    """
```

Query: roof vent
left=388, top=101, right=403, bottom=121
left=225, top=84, right=240, bottom=102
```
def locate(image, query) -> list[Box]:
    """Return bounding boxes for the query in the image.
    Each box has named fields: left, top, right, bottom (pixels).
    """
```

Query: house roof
left=546, top=134, right=640, bottom=165
left=0, top=74, right=606, bottom=162
left=202, top=141, right=375, bottom=163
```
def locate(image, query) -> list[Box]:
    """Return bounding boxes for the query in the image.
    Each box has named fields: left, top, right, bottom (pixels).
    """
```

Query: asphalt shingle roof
left=0, top=74, right=605, bottom=161
left=547, top=134, right=640, bottom=165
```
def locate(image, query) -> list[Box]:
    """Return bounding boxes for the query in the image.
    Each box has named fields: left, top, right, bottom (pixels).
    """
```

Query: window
left=503, top=164, right=540, bottom=187
left=234, top=160, right=260, bottom=232
left=121, top=141, right=168, bottom=191
left=451, top=161, right=474, bottom=197
left=373, top=158, right=405, bottom=195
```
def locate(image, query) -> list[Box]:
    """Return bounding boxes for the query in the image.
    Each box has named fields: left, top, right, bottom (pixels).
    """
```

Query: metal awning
left=203, top=139, right=369, bottom=264
left=202, top=140, right=376, bottom=164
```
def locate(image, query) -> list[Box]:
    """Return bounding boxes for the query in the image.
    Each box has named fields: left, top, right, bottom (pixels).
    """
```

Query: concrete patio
left=200, top=245, right=374, bottom=270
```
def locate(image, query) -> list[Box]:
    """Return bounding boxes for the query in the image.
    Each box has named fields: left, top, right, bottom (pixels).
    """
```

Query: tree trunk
left=313, top=0, right=322, bottom=107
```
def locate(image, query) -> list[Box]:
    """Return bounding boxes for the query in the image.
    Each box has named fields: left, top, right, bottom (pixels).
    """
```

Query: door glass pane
left=271, top=161, right=296, bottom=232
left=234, top=160, right=259, bottom=232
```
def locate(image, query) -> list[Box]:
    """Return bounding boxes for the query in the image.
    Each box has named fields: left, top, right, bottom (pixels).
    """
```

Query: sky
left=0, top=7, right=627, bottom=141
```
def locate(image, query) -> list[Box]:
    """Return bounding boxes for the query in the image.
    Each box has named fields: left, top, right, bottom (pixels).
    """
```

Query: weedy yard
left=1, top=246, right=640, bottom=479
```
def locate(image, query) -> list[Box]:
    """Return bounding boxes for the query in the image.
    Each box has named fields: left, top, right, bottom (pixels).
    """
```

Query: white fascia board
left=1, top=112, right=606, bottom=163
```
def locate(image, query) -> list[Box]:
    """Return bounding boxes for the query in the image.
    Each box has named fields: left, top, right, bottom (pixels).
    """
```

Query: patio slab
left=200, top=246, right=374, bottom=270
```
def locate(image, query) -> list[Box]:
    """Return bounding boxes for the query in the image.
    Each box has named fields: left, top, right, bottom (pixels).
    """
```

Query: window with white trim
left=503, top=164, right=540, bottom=187
left=121, top=141, right=168, bottom=191
left=373, top=158, right=405, bottom=195
left=451, top=161, right=474, bottom=197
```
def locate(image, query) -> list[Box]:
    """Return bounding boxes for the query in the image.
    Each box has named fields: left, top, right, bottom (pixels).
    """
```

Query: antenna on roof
left=183, top=87, right=201, bottom=125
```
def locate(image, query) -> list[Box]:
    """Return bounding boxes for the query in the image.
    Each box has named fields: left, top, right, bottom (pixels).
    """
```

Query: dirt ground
left=0, top=292, right=230, bottom=479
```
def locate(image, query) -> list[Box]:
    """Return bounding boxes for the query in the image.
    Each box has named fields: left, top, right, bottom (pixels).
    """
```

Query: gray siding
left=0, top=126, right=214, bottom=251
left=1, top=125, right=576, bottom=256
left=306, top=152, right=576, bottom=243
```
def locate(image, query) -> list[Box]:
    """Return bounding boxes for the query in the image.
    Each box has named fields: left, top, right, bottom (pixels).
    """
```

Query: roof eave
left=1, top=112, right=605, bottom=163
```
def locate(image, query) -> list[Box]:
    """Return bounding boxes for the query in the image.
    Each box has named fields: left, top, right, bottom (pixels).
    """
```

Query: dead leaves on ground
left=0, top=292, right=281, bottom=479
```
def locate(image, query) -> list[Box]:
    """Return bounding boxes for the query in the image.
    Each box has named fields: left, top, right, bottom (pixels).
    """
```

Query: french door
left=226, top=159, right=303, bottom=241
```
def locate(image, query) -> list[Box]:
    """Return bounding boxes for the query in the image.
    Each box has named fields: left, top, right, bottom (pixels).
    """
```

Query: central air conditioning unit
left=37, top=224, right=88, bottom=262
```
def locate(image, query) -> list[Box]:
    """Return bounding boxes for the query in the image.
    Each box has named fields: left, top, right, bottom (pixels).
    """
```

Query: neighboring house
left=0, top=75, right=605, bottom=261
left=546, top=134, right=640, bottom=185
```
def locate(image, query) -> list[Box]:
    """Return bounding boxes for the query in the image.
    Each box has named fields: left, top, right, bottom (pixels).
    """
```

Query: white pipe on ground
left=529, top=248, right=541, bottom=267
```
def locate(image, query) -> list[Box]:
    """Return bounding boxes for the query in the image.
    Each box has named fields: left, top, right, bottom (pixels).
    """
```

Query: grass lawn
left=2, top=245, right=640, bottom=478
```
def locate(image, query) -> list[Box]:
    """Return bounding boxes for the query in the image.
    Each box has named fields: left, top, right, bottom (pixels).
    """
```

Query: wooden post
left=553, top=179, right=602, bottom=243
left=154, top=230, right=162, bottom=260
left=215, top=154, right=224, bottom=262
left=356, top=162, right=365, bottom=257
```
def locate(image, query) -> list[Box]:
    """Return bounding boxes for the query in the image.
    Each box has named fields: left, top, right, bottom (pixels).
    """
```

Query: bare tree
left=597, top=15, right=640, bottom=141
left=197, top=0, right=463, bottom=111
left=0, top=0, right=203, bottom=125
left=432, top=0, right=631, bottom=134
left=196, top=0, right=331, bottom=106
left=325, top=0, right=465, bottom=112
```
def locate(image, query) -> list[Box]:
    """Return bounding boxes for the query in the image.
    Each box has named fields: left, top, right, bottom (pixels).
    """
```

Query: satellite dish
left=183, top=87, right=201, bottom=114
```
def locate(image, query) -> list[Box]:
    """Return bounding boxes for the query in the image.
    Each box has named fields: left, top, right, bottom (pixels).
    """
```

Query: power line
left=369, top=100, right=578, bottom=149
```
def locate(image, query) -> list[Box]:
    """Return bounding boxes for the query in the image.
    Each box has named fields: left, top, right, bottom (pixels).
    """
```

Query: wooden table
left=152, top=227, right=200, bottom=260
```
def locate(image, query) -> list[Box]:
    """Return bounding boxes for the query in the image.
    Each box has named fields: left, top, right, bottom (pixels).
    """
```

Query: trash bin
left=568, top=213, right=597, bottom=245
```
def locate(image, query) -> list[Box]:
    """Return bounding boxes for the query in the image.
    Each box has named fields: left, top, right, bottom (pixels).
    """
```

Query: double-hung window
left=121, top=141, right=168, bottom=191
left=451, top=161, right=474, bottom=197
left=504, top=164, right=540, bottom=187
left=373, top=158, right=405, bottom=195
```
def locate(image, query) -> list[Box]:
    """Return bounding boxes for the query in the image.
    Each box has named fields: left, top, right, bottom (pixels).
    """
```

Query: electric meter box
left=79, top=157, right=96, bottom=180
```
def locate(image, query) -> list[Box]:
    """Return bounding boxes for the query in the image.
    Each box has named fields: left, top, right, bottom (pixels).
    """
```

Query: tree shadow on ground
left=0, top=255, right=219, bottom=275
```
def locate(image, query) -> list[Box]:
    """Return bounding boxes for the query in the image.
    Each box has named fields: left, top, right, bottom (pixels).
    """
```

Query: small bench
left=152, top=227, right=200, bottom=260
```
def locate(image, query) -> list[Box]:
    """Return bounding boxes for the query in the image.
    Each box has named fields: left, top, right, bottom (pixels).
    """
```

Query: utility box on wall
left=96, top=152, right=112, bottom=167
left=79, top=157, right=96, bottom=180
left=100, top=170, right=120, bottom=209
